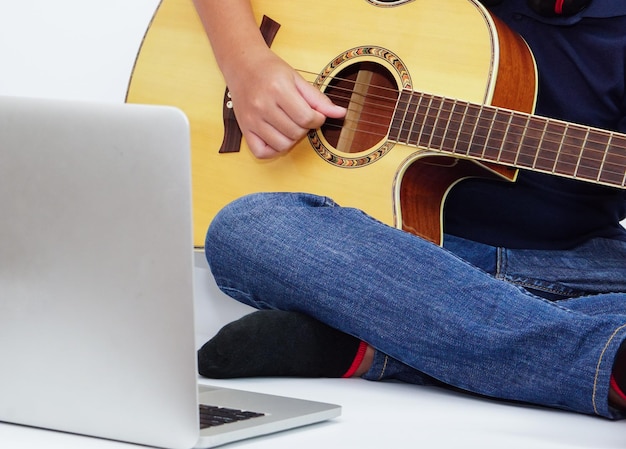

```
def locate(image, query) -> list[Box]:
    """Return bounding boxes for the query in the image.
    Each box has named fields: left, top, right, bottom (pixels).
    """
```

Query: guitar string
left=316, top=90, right=622, bottom=178
left=321, top=99, right=626, bottom=184
left=289, top=68, right=626, bottom=182
left=314, top=75, right=626, bottom=155
left=303, top=74, right=625, bottom=183
left=321, top=83, right=623, bottom=155
left=305, top=70, right=626, bottom=152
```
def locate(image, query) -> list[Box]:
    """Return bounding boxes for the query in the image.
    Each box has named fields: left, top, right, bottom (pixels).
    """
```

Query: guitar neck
left=389, top=90, right=626, bottom=189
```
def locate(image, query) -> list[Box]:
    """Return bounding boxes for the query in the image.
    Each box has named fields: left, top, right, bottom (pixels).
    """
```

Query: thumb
left=295, top=76, right=346, bottom=119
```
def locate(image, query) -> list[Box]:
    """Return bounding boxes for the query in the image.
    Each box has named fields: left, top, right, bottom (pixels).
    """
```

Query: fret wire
left=431, top=97, right=447, bottom=149
left=500, top=113, right=524, bottom=164
left=468, top=104, right=487, bottom=158
left=450, top=100, right=468, bottom=153
left=463, top=103, right=481, bottom=157
left=495, top=117, right=511, bottom=161
left=532, top=120, right=566, bottom=172
left=615, top=134, right=626, bottom=186
left=533, top=121, right=576, bottom=174
left=438, top=99, right=458, bottom=151
left=394, top=91, right=412, bottom=143
left=387, top=93, right=399, bottom=141
left=489, top=110, right=507, bottom=161
left=439, top=99, right=451, bottom=150
left=498, top=114, right=529, bottom=166
left=403, top=91, right=415, bottom=142
left=494, top=110, right=514, bottom=164
left=519, top=115, right=544, bottom=168
left=614, top=135, right=626, bottom=186
left=404, top=92, right=423, bottom=144
left=599, top=133, right=626, bottom=186
left=551, top=122, right=568, bottom=174
left=418, top=94, right=435, bottom=148
left=591, top=132, right=614, bottom=181
left=320, top=77, right=616, bottom=156
left=595, top=132, right=613, bottom=183
left=482, top=109, right=497, bottom=159
left=397, top=90, right=417, bottom=143
left=493, top=110, right=510, bottom=161
left=392, top=91, right=407, bottom=142
left=382, top=89, right=626, bottom=186
left=482, top=108, right=497, bottom=160
left=358, top=88, right=620, bottom=158
left=530, top=118, right=548, bottom=170
left=472, top=107, right=497, bottom=156
left=570, top=127, right=589, bottom=179
left=525, top=121, right=618, bottom=182
left=427, top=97, right=444, bottom=150
left=399, top=91, right=413, bottom=142
left=407, top=93, right=425, bottom=146
left=439, top=99, right=452, bottom=150
left=403, top=94, right=417, bottom=144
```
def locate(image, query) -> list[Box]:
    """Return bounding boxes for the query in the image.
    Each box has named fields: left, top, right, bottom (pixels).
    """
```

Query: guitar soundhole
left=321, top=62, right=399, bottom=154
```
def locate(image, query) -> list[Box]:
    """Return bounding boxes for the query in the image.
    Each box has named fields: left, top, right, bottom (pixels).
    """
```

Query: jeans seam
left=593, top=323, right=626, bottom=415
left=376, top=355, right=390, bottom=381
left=508, top=279, right=576, bottom=297
left=496, top=247, right=580, bottom=298
left=495, top=246, right=505, bottom=280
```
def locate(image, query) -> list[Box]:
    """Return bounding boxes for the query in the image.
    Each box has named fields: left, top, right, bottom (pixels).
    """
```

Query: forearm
left=191, top=0, right=345, bottom=157
left=192, top=0, right=268, bottom=81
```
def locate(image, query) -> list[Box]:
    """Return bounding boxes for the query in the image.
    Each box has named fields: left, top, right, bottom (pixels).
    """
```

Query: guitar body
left=126, top=0, right=537, bottom=247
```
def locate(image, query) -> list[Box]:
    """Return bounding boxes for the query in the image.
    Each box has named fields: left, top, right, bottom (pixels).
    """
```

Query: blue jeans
left=204, top=192, right=626, bottom=419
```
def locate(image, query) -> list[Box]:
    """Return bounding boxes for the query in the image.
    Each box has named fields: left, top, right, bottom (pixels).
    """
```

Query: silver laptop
left=0, top=95, right=340, bottom=448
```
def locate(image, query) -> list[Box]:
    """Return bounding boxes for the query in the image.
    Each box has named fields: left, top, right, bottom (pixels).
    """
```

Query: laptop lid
left=0, top=95, right=200, bottom=448
left=0, top=95, right=342, bottom=449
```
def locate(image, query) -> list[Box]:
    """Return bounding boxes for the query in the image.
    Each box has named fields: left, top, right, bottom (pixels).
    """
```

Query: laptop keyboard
left=199, top=404, right=265, bottom=429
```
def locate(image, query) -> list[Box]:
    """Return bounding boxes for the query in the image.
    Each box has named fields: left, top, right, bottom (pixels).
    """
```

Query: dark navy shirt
left=444, top=0, right=626, bottom=249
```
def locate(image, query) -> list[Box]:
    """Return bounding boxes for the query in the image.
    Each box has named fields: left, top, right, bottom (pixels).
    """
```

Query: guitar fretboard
left=388, top=90, right=626, bottom=189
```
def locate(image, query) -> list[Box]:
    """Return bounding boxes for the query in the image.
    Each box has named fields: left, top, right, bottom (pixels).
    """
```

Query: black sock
left=197, top=310, right=364, bottom=378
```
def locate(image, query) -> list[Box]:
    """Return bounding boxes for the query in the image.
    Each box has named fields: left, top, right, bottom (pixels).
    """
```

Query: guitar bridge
left=218, top=15, right=281, bottom=153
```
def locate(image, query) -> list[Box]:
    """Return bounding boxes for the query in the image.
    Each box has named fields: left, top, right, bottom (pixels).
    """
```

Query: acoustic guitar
left=126, top=0, right=626, bottom=248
